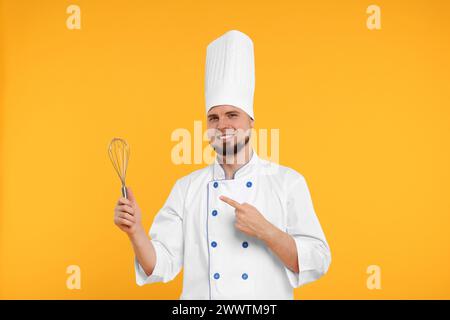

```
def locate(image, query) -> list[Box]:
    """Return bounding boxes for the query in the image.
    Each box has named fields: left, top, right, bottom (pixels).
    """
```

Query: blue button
left=214, top=273, right=220, bottom=279
left=212, top=210, right=218, bottom=216
left=246, top=181, right=252, bottom=188
left=211, top=241, right=217, bottom=248
left=213, top=182, right=219, bottom=188
left=242, top=241, right=249, bottom=248
left=242, top=273, right=248, bottom=280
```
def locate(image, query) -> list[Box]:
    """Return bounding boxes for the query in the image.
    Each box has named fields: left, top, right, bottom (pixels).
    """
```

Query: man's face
left=207, top=105, right=254, bottom=157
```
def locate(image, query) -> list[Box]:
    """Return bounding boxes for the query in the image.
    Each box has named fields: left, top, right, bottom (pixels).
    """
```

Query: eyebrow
left=208, top=111, right=240, bottom=118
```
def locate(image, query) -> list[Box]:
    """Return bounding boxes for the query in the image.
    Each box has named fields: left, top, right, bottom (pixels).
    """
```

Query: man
left=114, top=30, right=331, bottom=299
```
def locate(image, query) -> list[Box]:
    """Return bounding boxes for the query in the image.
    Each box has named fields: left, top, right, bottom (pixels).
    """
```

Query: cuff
left=134, top=241, right=165, bottom=286
left=285, top=236, right=331, bottom=288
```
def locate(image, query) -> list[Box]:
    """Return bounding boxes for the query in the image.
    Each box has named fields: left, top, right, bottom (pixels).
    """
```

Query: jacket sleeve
left=284, top=172, right=331, bottom=288
left=134, top=178, right=185, bottom=286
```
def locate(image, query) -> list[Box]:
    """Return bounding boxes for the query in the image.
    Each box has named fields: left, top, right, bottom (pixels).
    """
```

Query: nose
left=217, top=116, right=233, bottom=132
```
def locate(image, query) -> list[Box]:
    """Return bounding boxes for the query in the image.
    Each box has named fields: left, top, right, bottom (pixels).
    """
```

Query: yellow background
left=1, top=0, right=450, bottom=299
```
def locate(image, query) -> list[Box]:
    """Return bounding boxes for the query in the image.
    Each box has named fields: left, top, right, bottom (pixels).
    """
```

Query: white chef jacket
left=134, top=151, right=331, bottom=299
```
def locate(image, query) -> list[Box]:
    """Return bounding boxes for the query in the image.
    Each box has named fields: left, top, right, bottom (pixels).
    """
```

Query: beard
left=212, top=135, right=250, bottom=163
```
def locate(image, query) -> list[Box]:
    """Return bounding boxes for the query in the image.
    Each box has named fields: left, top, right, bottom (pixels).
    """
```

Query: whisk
left=108, top=138, right=130, bottom=199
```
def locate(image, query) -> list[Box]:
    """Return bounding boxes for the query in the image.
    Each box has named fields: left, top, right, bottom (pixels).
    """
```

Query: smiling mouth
left=218, top=133, right=235, bottom=141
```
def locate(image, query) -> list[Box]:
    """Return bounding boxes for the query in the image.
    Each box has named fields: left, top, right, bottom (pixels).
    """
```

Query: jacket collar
left=212, top=149, right=260, bottom=180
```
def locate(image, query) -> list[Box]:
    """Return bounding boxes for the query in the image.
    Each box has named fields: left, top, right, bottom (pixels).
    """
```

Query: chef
left=113, top=30, right=331, bottom=299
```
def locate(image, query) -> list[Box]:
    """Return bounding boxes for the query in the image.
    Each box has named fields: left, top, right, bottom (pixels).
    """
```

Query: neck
left=217, top=143, right=253, bottom=179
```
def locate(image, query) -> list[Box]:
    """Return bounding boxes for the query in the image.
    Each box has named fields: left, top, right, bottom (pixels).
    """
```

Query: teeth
left=219, top=134, right=234, bottom=140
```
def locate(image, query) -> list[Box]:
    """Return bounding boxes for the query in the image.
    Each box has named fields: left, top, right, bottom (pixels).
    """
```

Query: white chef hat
left=205, top=30, right=255, bottom=119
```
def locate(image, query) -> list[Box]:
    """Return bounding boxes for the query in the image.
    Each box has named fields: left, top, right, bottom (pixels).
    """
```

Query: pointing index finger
left=219, top=195, right=242, bottom=209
